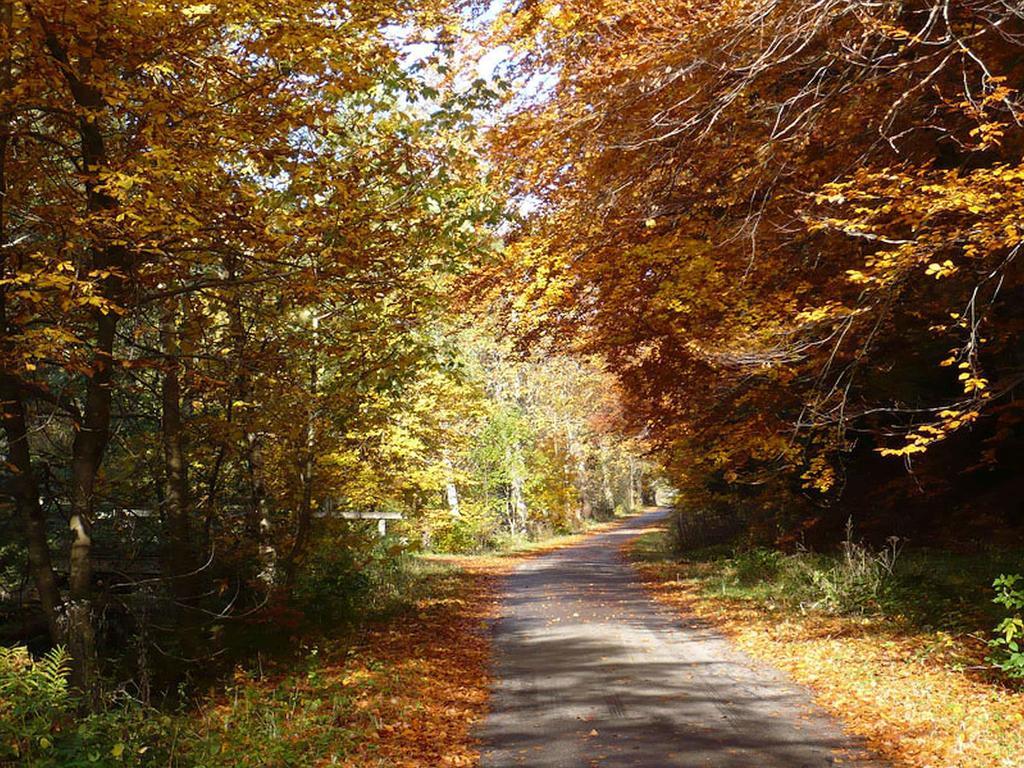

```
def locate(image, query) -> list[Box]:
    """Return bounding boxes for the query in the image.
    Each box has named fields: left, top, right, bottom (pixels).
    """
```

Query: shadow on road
left=478, top=510, right=886, bottom=767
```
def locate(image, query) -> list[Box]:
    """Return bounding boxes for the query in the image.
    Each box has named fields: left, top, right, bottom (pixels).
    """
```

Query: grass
left=1, top=556, right=495, bottom=768
left=630, top=526, right=1023, bottom=635
left=181, top=556, right=493, bottom=767
left=628, top=522, right=1024, bottom=768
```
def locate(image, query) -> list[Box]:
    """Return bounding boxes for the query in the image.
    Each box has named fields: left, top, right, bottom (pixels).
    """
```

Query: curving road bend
left=477, top=509, right=886, bottom=768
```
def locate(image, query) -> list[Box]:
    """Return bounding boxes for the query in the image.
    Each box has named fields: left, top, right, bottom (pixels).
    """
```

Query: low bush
left=292, top=530, right=429, bottom=627
left=418, top=504, right=498, bottom=553
left=988, top=573, right=1024, bottom=679
left=800, top=526, right=903, bottom=615
left=731, top=548, right=784, bottom=586
left=705, top=522, right=904, bottom=616
left=674, top=506, right=747, bottom=550
left=0, top=645, right=176, bottom=766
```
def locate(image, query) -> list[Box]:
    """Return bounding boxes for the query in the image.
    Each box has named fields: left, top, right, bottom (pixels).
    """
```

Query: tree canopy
left=484, top=0, right=1024, bottom=541
left=2, top=0, right=1024, bottom=727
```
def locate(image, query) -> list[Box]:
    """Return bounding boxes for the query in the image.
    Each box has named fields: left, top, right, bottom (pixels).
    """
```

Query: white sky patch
left=477, top=45, right=510, bottom=82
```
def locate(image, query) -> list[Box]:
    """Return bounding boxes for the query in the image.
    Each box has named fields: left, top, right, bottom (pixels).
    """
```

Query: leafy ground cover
left=627, top=524, right=1024, bottom=768
left=185, top=558, right=497, bottom=768
left=184, top=522, right=630, bottom=767
left=2, top=557, right=496, bottom=767
left=3, top=522, right=626, bottom=767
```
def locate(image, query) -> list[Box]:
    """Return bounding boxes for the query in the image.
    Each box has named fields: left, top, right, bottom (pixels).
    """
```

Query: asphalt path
left=478, top=508, right=887, bottom=767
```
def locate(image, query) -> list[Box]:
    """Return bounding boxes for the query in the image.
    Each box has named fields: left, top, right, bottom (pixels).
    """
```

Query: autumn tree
left=406, top=322, right=651, bottom=550
left=485, top=0, right=1024, bottom=540
left=0, top=0, right=498, bottom=696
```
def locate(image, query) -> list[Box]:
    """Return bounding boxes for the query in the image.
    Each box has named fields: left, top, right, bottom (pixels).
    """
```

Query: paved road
left=478, top=509, right=886, bottom=767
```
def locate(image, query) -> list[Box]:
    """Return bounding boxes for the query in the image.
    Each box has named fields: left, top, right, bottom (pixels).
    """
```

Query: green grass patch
left=632, top=524, right=1024, bottom=635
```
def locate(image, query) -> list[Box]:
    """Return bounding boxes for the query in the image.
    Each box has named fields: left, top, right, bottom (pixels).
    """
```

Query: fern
left=0, top=645, right=73, bottom=761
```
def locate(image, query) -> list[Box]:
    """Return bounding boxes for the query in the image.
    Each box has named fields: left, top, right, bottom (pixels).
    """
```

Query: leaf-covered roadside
left=627, top=530, right=1024, bottom=768
left=188, top=561, right=497, bottom=768
left=172, top=525, right=620, bottom=767
left=0, top=558, right=498, bottom=767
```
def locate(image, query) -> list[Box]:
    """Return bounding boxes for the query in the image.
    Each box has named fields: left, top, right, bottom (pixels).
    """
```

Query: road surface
left=478, top=509, right=885, bottom=767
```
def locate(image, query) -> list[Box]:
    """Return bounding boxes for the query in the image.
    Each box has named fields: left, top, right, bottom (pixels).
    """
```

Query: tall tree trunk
left=445, top=479, right=461, bottom=518
left=225, top=286, right=275, bottom=587
left=160, top=305, right=199, bottom=650
left=566, top=425, right=591, bottom=521
left=0, top=0, right=63, bottom=646
left=283, top=314, right=318, bottom=590
left=641, top=475, right=657, bottom=506
left=600, top=450, right=615, bottom=514
left=628, top=456, right=638, bottom=511
left=35, top=7, right=126, bottom=697
left=504, top=438, right=528, bottom=534
left=504, top=484, right=516, bottom=536
left=66, top=309, right=115, bottom=699
left=0, top=376, right=62, bottom=643
left=283, top=455, right=313, bottom=590
left=443, top=454, right=461, bottom=518
left=245, top=433, right=276, bottom=586
left=510, top=473, right=527, bottom=533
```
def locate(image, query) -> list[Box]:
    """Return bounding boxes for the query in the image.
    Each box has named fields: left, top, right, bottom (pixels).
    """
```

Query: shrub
left=421, top=504, right=497, bottom=553
left=295, top=544, right=369, bottom=626
left=674, top=506, right=747, bottom=551
left=294, top=535, right=383, bottom=627
left=801, top=522, right=903, bottom=615
left=988, top=573, right=1024, bottom=679
left=0, top=646, right=176, bottom=766
left=292, top=529, right=435, bottom=627
left=731, top=548, right=784, bottom=586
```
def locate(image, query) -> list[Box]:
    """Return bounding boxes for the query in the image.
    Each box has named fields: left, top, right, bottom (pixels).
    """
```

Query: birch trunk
left=443, top=454, right=461, bottom=518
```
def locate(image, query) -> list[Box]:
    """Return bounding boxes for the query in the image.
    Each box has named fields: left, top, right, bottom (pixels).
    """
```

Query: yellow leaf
left=183, top=3, right=214, bottom=17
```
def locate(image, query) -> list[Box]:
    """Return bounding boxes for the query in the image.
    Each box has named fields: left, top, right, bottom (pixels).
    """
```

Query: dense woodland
left=0, top=0, right=649, bottom=706
left=485, top=0, right=1024, bottom=546
left=1, top=0, right=1024, bottom=763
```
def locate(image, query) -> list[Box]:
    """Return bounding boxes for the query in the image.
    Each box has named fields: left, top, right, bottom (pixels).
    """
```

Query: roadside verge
left=625, top=522, right=1024, bottom=768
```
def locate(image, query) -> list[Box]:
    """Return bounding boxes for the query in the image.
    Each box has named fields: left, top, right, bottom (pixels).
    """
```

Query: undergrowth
left=629, top=521, right=1024, bottom=768
left=633, top=521, right=1023, bottom=634
left=0, top=555, right=474, bottom=767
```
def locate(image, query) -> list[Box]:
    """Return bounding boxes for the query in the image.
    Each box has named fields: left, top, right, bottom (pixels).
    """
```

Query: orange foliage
left=482, top=0, right=1024, bottom=535
left=335, top=574, right=496, bottom=768
left=633, top=557, right=1024, bottom=768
